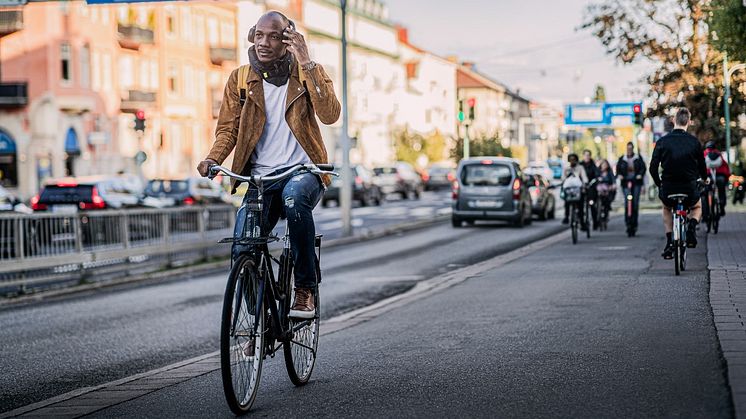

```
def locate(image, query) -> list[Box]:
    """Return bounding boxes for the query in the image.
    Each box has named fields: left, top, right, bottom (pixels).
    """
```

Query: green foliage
left=582, top=0, right=745, bottom=142
left=709, top=0, right=746, bottom=63
left=450, top=134, right=512, bottom=162
left=593, top=84, right=607, bottom=102
left=394, top=129, right=447, bottom=167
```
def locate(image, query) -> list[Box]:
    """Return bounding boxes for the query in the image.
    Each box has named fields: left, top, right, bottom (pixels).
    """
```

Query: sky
left=385, top=0, right=652, bottom=107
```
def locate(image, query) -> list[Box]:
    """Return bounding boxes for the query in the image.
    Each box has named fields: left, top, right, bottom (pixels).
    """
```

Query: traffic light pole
left=463, top=122, right=470, bottom=160
left=339, top=0, right=352, bottom=237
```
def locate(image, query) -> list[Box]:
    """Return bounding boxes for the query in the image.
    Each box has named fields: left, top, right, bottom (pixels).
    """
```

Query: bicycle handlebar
left=208, top=163, right=339, bottom=184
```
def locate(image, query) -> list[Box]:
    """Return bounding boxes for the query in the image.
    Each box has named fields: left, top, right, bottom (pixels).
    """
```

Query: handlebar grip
left=316, top=163, right=335, bottom=171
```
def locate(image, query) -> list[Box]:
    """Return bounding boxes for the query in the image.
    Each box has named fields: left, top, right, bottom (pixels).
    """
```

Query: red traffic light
left=135, top=109, right=145, bottom=120
left=633, top=104, right=641, bottom=113
left=467, top=98, right=476, bottom=108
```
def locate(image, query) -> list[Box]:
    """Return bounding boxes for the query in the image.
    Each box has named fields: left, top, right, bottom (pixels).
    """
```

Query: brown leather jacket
left=206, top=59, right=340, bottom=193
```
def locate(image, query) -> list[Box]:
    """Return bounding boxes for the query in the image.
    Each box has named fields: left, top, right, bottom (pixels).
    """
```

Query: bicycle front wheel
left=570, top=205, right=578, bottom=245
left=284, top=272, right=320, bottom=386
left=221, top=255, right=265, bottom=414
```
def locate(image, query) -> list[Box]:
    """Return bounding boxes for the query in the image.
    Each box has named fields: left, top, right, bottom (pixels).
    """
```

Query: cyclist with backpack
left=197, top=11, right=340, bottom=319
left=616, top=142, right=646, bottom=236
left=702, top=141, right=731, bottom=217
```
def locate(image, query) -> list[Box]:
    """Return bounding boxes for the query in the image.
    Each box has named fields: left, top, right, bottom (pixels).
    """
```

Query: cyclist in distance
left=597, top=158, right=616, bottom=208
left=616, top=142, right=646, bottom=234
left=703, top=141, right=731, bottom=216
left=649, top=108, right=706, bottom=259
left=581, top=149, right=600, bottom=230
left=562, top=153, right=589, bottom=230
left=197, top=11, right=340, bottom=318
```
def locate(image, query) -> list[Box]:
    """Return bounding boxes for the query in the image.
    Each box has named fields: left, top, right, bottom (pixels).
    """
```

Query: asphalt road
left=86, top=213, right=731, bottom=418
left=0, top=194, right=564, bottom=412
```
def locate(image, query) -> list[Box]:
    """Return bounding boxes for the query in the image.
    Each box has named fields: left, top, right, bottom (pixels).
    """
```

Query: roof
left=457, top=66, right=531, bottom=103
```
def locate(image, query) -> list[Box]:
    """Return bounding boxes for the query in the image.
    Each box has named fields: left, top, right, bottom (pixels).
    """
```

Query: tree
left=709, top=0, right=746, bottom=62
left=393, top=129, right=448, bottom=168
left=581, top=0, right=746, bottom=144
left=450, top=134, right=512, bottom=162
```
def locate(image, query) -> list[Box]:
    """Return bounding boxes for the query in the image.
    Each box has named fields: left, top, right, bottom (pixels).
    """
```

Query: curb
left=0, top=214, right=450, bottom=308
left=0, top=226, right=566, bottom=418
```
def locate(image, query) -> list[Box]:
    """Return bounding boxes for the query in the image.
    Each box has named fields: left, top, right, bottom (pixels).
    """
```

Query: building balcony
left=0, top=10, right=23, bottom=36
left=210, top=47, right=237, bottom=66
left=117, top=24, right=154, bottom=50
left=121, top=89, right=156, bottom=112
left=0, top=82, right=27, bottom=108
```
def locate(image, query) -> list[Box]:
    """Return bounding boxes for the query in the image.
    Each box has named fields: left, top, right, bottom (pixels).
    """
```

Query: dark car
left=373, top=162, right=424, bottom=200
left=423, top=163, right=456, bottom=191
left=143, top=177, right=230, bottom=207
left=31, top=176, right=143, bottom=212
left=526, top=173, right=556, bottom=220
left=451, top=157, right=533, bottom=227
left=322, top=165, right=382, bottom=207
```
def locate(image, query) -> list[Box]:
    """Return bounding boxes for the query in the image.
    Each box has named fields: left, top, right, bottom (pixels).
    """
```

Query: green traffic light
left=458, top=111, right=465, bottom=122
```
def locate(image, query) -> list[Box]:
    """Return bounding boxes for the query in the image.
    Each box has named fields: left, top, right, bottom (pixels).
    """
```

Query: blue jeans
left=622, top=183, right=641, bottom=227
left=232, top=170, right=323, bottom=289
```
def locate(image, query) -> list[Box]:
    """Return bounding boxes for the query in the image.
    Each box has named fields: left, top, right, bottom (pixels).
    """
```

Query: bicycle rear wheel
left=674, top=240, right=681, bottom=276
left=221, top=255, right=265, bottom=414
left=571, top=205, right=578, bottom=245
left=283, top=269, right=320, bottom=386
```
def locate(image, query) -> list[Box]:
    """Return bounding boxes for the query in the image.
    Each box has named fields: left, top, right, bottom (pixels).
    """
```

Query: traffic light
left=457, top=100, right=465, bottom=123
left=134, top=109, right=146, bottom=132
left=467, top=97, right=476, bottom=121
left=633, top=103, right=643, bottom=126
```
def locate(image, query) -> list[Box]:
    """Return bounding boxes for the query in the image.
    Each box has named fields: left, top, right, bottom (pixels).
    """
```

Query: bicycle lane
left=8, top=213, right=730, bottom=418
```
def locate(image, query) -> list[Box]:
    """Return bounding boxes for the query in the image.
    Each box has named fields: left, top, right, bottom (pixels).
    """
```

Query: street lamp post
left=339, top=0, right=352, bottom=236
left=724, top=52, right=746, bottom=163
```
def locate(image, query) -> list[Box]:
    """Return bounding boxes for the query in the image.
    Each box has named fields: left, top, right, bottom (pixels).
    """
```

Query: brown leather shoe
left=289, top=288, right=316, bottom=319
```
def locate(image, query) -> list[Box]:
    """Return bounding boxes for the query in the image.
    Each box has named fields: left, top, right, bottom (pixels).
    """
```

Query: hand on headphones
left=282, top=26, right=311, bottom=66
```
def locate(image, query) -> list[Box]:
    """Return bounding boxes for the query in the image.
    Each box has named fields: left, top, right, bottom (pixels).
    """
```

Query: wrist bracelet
left=302, top=61, right=317, bottom=71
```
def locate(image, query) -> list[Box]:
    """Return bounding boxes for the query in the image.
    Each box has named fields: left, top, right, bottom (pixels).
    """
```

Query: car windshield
left=373, top=167, right=397, bottom=175
left=39, top=185, right=94, bottom=204
left=462, top=164, right=512, bottom=186
left=147, top=180, right=189, bottom=195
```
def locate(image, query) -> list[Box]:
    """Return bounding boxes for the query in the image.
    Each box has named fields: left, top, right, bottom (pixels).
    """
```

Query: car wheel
left=465, top=219, right=475, bottom=226
left=452, top=216, right=462, bottom=228
left=549, top=201, right=556, bottom=219
left=413, top=186, right=421, bottom=199
left=525, top=207, right=533, bottom=225
left=321, top=199, right=330, bottom=208
left=400, top=190, right=409, bottom=200
left=539, top=204, right=548, bottom=221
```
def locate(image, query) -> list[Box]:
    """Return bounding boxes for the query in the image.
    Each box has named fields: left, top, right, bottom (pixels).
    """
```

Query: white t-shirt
left=250, top=80, right=311, bottom=176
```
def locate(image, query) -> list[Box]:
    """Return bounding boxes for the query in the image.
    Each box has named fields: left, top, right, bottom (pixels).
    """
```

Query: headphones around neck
left=248, top=12, right=296, bottom=43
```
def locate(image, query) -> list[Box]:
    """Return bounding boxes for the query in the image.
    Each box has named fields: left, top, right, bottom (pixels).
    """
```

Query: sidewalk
left=4, top=214, right=731, bottom=418
left=708, top=208, right=746, bottom=418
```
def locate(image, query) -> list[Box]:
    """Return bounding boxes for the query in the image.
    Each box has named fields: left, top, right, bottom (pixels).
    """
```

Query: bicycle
left=704, top=168, right=721, bottom=234
left=624, top=179, right=637, bottom=237
left=596, top=183, right=612, bottom=231
left=585, top=178, right=598, bottom=238
left=562, top=178, right=583, bottom=245
left=668, top=193, right=689, bottom=276
left=208, top=163, right=338, bottom=414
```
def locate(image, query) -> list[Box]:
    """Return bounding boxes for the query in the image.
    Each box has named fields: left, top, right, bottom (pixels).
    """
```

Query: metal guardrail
left=0, top=205, right=235, bottom=293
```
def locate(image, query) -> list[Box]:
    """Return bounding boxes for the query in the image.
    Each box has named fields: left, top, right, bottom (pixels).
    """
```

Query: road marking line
left=2, top=227, right=568, bottom=418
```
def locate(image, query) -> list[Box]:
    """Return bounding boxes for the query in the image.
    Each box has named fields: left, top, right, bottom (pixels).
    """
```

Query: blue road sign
left=565, top=101, right=642, bottom=126
left=87, top=0, right=180, bottom=3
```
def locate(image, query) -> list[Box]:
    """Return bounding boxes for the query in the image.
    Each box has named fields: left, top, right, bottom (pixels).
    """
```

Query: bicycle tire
left=221, top=255, right=265, bottom=414
left=713, top=197, right=720, bottom=234
left=681, top=245, right=687, bottom=271
left=585, top=201, right=591, bottom=239
left=571, top=205, right=578, bottom=245
left=283, top=270, right=320, bottom=386
left=674, top=240, right=681, bottom=276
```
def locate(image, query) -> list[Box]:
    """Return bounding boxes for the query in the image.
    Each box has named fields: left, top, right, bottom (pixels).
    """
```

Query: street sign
left=565, top=101, right=642, bottom=126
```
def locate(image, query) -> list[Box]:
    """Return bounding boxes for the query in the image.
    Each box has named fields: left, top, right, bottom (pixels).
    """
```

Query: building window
left=207, top=17, right=218, bottom=46
left=80, top=45, right=90, bottom=88
left=92, top=51, right=101, bottom=90
left=168, top=64, right=178, bottom=94
left=149, top=60, right=158, bottom=90
left=119, top=55, right=134, bottom=89
left=103, top=53, right=112, bottom=90
left=0, top=131, right=17, bottom=187
left=60, top=43, right=72, bottom=83
left=166, top=9, right=176, bottom=34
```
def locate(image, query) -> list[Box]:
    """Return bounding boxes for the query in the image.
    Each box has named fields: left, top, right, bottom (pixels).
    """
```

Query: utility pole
left=339, top=0, right=352, bottom=236
left=463, top=123, right=470, bottom=159
left=723, top=53, right=746, bottom=164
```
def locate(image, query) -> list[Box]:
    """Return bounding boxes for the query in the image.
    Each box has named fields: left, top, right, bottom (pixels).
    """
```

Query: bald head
left=253, top=11, right=292, bottom=63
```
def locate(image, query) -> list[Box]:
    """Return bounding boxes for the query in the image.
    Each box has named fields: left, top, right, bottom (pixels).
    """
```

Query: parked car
left=423, top=163, right=456, bottom=191
left=526, top=173, right=556, bottom=220
left=373, top=162, right=424, bottom=199
left=0, top=185, right=31, bottom=213
left=31, top=176, right=143, bottom=212
left=322, top=165, right=382, bottom=207
left=451, top=157, right=533, bottom=227
left=143, top=177, right=231, bottom=207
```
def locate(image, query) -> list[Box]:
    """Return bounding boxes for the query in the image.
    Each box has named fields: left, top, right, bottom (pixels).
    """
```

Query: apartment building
left=0, top=1, right=237, bottom=199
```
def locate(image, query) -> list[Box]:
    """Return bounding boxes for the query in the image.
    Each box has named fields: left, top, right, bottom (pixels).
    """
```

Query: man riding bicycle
left=562, top=153, right=589, bottom=230
left=197, top=11, right=340, bottom=319
left=581, top=149, right=600, bottom=230
left=649, top=108, right=706, bottom=259
left=702, top=141, right=731, bottom=217
left=615, top=142, right=646, bottom=235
